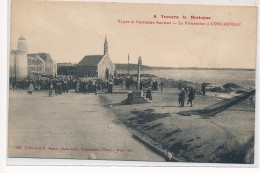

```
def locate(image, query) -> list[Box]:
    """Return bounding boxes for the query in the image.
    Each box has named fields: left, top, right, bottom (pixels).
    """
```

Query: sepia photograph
left=7, top=0, right=257, bottom=165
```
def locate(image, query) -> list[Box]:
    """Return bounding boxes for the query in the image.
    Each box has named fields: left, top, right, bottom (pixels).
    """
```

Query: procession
left=10, top=74, right=204, bottom=109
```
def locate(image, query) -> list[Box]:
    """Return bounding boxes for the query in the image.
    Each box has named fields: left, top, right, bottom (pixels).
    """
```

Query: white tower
left=15, top=35, right=28, bottom=80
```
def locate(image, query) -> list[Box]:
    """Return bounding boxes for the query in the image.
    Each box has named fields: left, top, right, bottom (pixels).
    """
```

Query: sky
left=10, top=0, right=257, bottom=69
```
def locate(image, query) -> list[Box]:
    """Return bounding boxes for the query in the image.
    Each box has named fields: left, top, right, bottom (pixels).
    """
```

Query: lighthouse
left=15, top=35, right=28, bottom=80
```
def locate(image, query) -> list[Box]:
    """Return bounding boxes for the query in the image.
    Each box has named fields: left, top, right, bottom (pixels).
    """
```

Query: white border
left=1, top=0, right=260, bottom=172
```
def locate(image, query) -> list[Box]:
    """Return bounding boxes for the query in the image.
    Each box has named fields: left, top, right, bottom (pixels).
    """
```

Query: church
left=9, top=36, right=57, bottom=80
left=75, top=37, right=116, bottom=79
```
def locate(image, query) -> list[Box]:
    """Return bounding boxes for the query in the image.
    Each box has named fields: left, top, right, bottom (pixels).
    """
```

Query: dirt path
left=8, top=90, right=164, bottom=161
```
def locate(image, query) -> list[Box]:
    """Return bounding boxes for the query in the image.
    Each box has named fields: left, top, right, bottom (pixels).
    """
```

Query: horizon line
left=57, top=62, right=255, bottom=70
left=111, top=63, right=256, bottom=70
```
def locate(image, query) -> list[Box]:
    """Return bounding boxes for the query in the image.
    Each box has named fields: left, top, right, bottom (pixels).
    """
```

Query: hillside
left=115, top=63, right=255, bottom=71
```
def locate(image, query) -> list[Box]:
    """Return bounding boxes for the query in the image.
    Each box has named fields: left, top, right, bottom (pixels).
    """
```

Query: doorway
left=105, top=68, right=109, bottom=79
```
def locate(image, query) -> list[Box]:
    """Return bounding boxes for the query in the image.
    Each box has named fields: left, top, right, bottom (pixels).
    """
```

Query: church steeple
left=104, top=36, right=108, bottom=55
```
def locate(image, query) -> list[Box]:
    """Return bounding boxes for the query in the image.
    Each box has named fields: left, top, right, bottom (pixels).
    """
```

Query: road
left=8, top=90, right=164, bottom=161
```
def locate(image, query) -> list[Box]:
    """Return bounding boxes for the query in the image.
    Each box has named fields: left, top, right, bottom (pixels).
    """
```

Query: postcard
left=8, top=0, right=257, bottom=165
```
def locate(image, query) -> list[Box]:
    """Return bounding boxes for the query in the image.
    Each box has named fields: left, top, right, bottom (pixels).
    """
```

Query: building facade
left=75, top=37, right=115, bottom=79
left=32, top=53, right=57, bottom=77
left=10, top=36, right=57, bottom=80
left=27, top=54, right=46, bottom=79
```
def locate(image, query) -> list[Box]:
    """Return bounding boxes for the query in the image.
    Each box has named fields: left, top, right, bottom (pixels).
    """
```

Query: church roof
left=78, top=55, right=104, bottom=66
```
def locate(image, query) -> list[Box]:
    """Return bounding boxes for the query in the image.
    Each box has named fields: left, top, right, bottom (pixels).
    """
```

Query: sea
left=122, top=69, right=255, bottom=89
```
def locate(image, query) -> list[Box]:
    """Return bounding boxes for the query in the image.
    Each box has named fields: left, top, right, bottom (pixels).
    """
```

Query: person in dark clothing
left=101, top=80, right=106, bottom=92
left=63, top=80, right=69, bottom=93
left=126, top=92, right=133, bottom=104
left=105, top=80, right=109, bottom=93
left=179, top=88, right=185, bottom=107
left=93, top=83, right=97, bottom=95
left=160, top=81, right=164, bottom=91
left=89, top=81, right=93, bottom=93
left=86, top=83, right=90, bottom=94
left=202, top=82, right=206, bottom=95
left=146, top=87, right=152, bottom=100
left=53, top=80, right=58, bottom=96
left=58, top=82, right=63, bottom=94
left=82, top=81, right=86, bottom=94
left=152, top=80, right=158, bottom=90
left=79, top=81, right=83, bottom=93
left=187, top=87, right=195, bottom=107
left=108, top=80, right=113, bottom=93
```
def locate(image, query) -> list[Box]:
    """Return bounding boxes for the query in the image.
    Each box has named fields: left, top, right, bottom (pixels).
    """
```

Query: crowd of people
left=10, top=76, right=115, bottom=96
left=10, top=75, right=207, bottom=107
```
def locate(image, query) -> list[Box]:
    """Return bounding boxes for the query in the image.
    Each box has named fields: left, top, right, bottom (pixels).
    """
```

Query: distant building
left=10, top=36, right=57, bottom=80
left=57, top=62, right=77, bottom=76
left=75, top=37, right=116, bottom=79
left=57, top=62, right=76, bottom=68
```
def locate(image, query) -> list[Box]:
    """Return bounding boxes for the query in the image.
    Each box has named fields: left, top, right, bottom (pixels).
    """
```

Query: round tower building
left=15, top=35, right=28, bottom=80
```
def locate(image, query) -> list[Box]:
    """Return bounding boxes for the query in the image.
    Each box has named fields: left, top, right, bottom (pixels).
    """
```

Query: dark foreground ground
left=99, top=86, right=255, bottom=163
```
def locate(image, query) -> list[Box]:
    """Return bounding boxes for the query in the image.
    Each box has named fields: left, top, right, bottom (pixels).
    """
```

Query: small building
left=9, top=36, right=57, bottom=80
left=27, top=53, right=57, bottom=78
left=27, top=54, right=46, bottom=79
left=75, top=37, right=116, bottom=79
